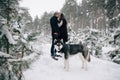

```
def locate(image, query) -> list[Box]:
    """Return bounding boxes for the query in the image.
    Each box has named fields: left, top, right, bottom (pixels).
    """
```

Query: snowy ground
left=23, top=43, right=120, bottom=80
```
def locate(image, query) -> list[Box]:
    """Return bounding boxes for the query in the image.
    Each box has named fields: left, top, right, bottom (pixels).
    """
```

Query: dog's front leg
left=64, top=59, right=67, bottom=69
left=64, top=59, right=69, bottom=71
left=84, top=60, right=87, bottom=71
left=81, top=61, right=84, bottom=69
left=64, top=52, right=69, bottom=71
left=79, top=53, right=84, bottom=69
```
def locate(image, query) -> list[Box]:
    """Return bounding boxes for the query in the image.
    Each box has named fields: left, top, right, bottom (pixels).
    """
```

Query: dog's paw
left=64, top=66, right=66, bottom=69
left=84, top=68, right=88, bottom=71
left=81, top=66, right=84, bottom=69
left=66, top=69, right=69, bottom=72
left=64, top=67, right=69, bottom=72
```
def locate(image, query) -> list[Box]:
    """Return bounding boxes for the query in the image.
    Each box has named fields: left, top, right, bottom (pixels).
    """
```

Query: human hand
left=54, top=33, right=58, bottom=35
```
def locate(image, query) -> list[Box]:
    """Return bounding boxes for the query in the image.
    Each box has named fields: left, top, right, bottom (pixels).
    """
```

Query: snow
left=21, top=38, right=27, bottom=44
left=102, top=46, right=116, bottom=54
left=23, top=43, right=120, bottom=80
left=0, top=51, right=13, bottom=58
left=8, top=52, right=38, bottom=62
left=118, top=13, right=120, bottom=17
left=22, top=53, right=37, bottom=61
left=12, top=22, right=22, bottom=32
left=90, top=28, right=100, bottom=33
left=13, top=35, right=20, bottom=40
left=1, top=25, right=16, bottom=44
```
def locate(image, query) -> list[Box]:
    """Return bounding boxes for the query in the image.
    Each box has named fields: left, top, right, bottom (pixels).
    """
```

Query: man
left=50, top=12, right=60, bottom=60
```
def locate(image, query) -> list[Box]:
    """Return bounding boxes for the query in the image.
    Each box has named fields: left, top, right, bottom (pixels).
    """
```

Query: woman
left=59, top=13, right=68, bottom=43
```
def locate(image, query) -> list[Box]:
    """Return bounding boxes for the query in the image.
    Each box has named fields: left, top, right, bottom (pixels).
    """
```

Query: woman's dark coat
left=59, top=19, right=68, bottom=42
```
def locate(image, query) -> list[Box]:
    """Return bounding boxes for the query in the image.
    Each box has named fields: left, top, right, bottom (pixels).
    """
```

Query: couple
left=50, top=12, right=68, bottom=60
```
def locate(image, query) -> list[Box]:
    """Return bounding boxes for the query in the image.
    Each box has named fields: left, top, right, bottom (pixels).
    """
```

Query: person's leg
left=51, top=38, right=58, bottom=60
left=51, top=38, right=55, bottom=56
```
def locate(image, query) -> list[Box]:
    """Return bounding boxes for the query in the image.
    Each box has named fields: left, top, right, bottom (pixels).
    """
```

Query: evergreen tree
left=39, top=12, right=53, bottom=35
left=0, top=0, right=19, bottom=25
left=61, top=0, right=79, bottom=31
left=0, top=0, right=38, bottom=80
left=18, top=7, right=33, bottom=32
left=33, top=15, right=40, bottom=32
left=0, top=0, right=19, bottom=54
left=105, top=0, right=120, bottom=28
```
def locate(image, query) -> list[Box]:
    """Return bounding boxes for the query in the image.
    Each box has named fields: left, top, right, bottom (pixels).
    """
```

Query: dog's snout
left=58, top=47, right=61, bottom=50
left=57, top=43, right=61, bottom=46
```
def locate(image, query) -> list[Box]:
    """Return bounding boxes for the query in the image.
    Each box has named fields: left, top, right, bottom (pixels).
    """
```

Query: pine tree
left=0, top=0, right=19, bottom=54
left=18, top=7, right=33, bottom=32
left=105, top=0, right=120, bottom=28
left=39, top=12, right=53, bottom=35
left=0, top=0, right=39, bottom=80
left=61, top=0, right=78, bottom=31
left=34, top=15, right=40, bottom=32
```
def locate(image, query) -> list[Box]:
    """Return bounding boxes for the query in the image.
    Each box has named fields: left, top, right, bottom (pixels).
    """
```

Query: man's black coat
left=50, top=16, right=60, bottom=39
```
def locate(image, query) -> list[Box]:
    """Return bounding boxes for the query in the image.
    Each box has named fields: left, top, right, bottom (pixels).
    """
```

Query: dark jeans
left=51, top=38, right=56, bottom=57
left=51, top=34, right=59, bottom=56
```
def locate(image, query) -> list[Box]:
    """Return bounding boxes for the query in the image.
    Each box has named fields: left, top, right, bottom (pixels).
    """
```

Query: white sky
left=20, top=0, right=82, bottom=18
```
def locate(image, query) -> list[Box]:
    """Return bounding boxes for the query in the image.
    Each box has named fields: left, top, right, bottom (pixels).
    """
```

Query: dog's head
left=54, top=39, right=64, bottom=51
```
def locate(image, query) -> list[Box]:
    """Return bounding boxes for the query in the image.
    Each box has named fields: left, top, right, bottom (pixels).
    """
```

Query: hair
left=54, top=12, right=59, bottom=16
left=60, top=13, right=65, bottom=20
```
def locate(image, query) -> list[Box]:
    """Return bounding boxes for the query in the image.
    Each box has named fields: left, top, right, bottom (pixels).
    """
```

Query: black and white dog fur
left=54, top=39, right=91, bottom=71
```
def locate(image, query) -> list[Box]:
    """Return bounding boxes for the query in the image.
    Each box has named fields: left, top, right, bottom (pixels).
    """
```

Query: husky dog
left=54, top=39, right=91, bottom=71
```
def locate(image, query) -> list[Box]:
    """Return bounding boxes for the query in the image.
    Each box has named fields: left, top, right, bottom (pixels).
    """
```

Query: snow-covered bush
left=68, top=27, right=120, bottom=64
left=106, top=49, right=120, bottom=64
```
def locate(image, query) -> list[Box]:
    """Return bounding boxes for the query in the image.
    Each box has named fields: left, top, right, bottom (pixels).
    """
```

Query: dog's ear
left=61, top=39, right=63, bottom=43
left=54, top=39, right=57, bottom=43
